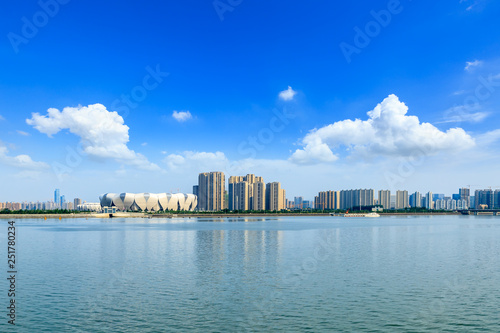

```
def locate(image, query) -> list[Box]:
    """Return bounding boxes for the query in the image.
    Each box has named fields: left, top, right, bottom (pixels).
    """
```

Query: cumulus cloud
left=289, top=138, right=338, bottom=164
left=465, top=60, right=483, bottom=71
left=290, top=94, right=475, bottom=164
left=26, top=104, right=159, bottom=171
left=279, top=86, right=297, bottom=101
left=0, top=142, right=49, bottom=170
left=172, top=110, right=193, bottom=122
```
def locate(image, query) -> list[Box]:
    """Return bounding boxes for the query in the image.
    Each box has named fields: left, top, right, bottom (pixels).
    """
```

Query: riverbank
left=0, top=211, right=470, bottom=219
left=0, top=213, right=92, bottom=219
left=151, top=212, right=463, bottom=218
left=0, top=212, right=146, bottom=219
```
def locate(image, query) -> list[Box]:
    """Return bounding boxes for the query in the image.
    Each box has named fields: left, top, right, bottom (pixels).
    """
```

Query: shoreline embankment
left=0, top=212, right=467, bottom=219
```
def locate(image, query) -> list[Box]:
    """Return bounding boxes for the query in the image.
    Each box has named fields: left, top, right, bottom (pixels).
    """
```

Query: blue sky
left=1, top=0, right=500, bottom=202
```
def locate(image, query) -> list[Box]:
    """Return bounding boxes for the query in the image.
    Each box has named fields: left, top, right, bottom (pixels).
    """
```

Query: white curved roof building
left=99, top=193, right=197, bottom=212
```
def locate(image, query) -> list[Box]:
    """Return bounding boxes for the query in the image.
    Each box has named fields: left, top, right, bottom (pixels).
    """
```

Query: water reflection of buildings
left=194, top=224, right=283, bottom=286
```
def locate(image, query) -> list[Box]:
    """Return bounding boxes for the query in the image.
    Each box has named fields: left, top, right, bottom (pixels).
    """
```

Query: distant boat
left=330, top=212, right=380, bottom=218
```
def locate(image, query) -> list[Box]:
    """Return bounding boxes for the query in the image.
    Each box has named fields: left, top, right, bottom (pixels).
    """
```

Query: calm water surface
left=1, top=215, right=499, bottom=332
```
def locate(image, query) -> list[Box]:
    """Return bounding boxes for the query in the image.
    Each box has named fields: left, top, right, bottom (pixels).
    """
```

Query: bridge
left=459, top=209, right=500, bottom=216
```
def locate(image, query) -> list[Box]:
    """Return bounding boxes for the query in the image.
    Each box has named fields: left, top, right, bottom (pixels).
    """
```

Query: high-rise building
left=435, top=199, right=444, bottom=210
left=409, top=192, right=422, bottom=208
left=198, top=172, right=225, bottom=211
left=378, top=190, right=391, bottom=210
left=224, top=190, right=229, bottom=210
left=62, top=202, right=73, bottom=210
left=459, top=187, right=470, bottom=208
left=315, top=191, right=340, bottom=210
left=339, top=189, right=374, bottom=210
left=495, top=190, right=500, bottom=209
left=426, top=192, right=434, bottom=210
left=432, top=194, right=445, bottom=202
left=470, top=196, right=475, bottom=208
left=294, top=197, right=304, bottom=210
left=390, top=195, right=396, bottom=209
left=474, top=189, right=494, bottom=209
left=74, top=198, right=82, bottom=210
left=435, top=199, right=463, bottom=211
left=234, top=181, right=250, bottom=210
left=252, top=182, right=266, bottom=211
left=355, top=189, right=374, bottom=208
left=228, top=174, right=264, bottom=211
left=193, top=185, right=199, bottom=198
left=265, top=182, right=286, bottom=211
left=54, top=189, right=60, bottom=208
left=228, top=176, right=241, bottom=210
left=395, top=190, right=409, bottom=209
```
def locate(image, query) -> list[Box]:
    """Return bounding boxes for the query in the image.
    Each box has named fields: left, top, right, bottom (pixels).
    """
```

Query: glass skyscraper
left=54, top=189, right=60, bottom=208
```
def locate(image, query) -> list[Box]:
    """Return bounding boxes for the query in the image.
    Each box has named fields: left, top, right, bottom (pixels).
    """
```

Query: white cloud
left=0, top=142, right=49, bottom=170
left=477, top=129, right=500, bottom=146
left=26, top=104, right=160, bottom=171
left=290, top=94, right=476, bottom=164
left=16, top=130, right=30, bottom=136
left=164, top=151, right=228, bottom=170
left=279, top=86, right=297, bottom=101
left=141, top=142, right=147, bottom=146
left=172, top=110, right=193, bottom=122
left=0, top=115, right=4, bottom=121
left=439, top=105, right=489, bottom=123
left=465, top=60, right=483, bottom=71
left=461, top=0, right=489, bottom=11
left=288, top=138, right=338, bottom=164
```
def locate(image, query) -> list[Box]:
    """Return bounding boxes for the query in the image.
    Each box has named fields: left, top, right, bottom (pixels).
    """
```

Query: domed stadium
left=99, top=193, right=197, bottom=212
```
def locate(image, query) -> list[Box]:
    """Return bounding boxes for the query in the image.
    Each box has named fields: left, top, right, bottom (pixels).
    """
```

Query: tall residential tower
left=228, top=174, right=265, bottom=211
left=265, top=182, right=286, bottom=211
left=198, top=172, right=225, bottom=211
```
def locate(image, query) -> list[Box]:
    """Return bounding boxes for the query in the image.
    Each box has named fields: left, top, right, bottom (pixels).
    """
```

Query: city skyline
left=2, top=182, right=499, bottom=212
left=2, top=1, right=500, bottom=201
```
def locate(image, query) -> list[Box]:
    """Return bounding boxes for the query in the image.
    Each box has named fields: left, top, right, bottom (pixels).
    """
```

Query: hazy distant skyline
left=1, top=0, right=500, bottom=202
